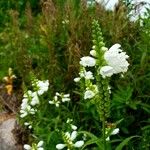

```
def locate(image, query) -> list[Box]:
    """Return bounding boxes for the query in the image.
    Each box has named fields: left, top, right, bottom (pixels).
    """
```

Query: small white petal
left=84, top=90, right=95, bottom=99
left=49, top=101, right=54, bottom=104
left=24, top=144, right=31, bottom=150
left=109, top=43, right=121, bottom=51
left=56, top=103, right=60, bottom=107
left=37, top=141, right=44, bottom=147
left=56, top=92, right=60, bottom=96
left=74, top=77, right=81, bottom=82
left=62, top=97, right=70, bottom=102
left=24, top=122, right=29, bottom=126
left=28, top=125, right=32, bottom=129
left=90, top=50, right=96, bottom=57
left=56, top=144, right=66, bottom=149
left=106, top=137, right=110, bottom=141
left=70, top=131, right=77, bottom=141
left=101, top=46, right=108, bottom=51
left=71, top=124, right=77, bottom=130
left=99, top=66, right=114, bottom=78
left=111, top=128, right=119, bottom=135
left=74, top=140, right=84, bottom=148
left=63, top=94, right=70, bottom=97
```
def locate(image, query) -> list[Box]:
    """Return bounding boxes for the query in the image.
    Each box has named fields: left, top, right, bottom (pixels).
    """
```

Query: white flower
left=71, top=124, right=77, bottom=130
left=24, top=144, right=31, bottom=150
left=104, top=43, right=129, bottom=74
left=56, top=130, right=84, bottom=149
left=24, top=122, right=30, bottom=126
left=90, top=50, right=97, bottom=57
left=106, top=137, right=110, bottom=141
left=101, top=46, right=108, bottom=51
left=30, top=92, right=39, bottom=106
left=37, top=141, right=44, bottom=147
left=56, top=144, right=66, bottom=149
left=62, top=94, right=70, bottom=102
left=21, top=98, right=28, bottom=110
left=79, top=69, right=94, bottom=80
left=74, top=77, right=81, bottom=82
left=111, top=128, right=119, bottom=135
left=36, top=80, right=49, bottom=95
left=20, top=110, right=28, bottom=118
left=74, top=140, right=84, bottom=148
left=24, top=141, right=44, bottom=150
left=84, top=90, right=95, bottom=99
left=49, top=96, right=60, bottom=107
left=80, top=56, right=96, bottom=67
left=84, top=71, right=94, bottom=80
left=99, top=66, right=114, bottom=78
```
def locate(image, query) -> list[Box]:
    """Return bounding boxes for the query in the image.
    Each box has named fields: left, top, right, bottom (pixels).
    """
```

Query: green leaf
left=115, top=136, right=140, bottom=150
left=79, top=131, right=103, bottom=150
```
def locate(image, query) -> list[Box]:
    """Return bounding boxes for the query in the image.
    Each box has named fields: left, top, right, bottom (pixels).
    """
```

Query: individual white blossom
left=101, top=46, right=108, bottom=51
left=90, top=50, right=97, bottom=57
left=79, top=69, right=94, bottom=80
left=61, top=94, right=70, bottom=102
left=56, top=130, right=84, bottom=150
left=24, top=144, right=31, bottom=150
left=74, top=141, right=84, bottom=148
left=49, top=93, right=70, bottom=107
left=20, top=103, right=36, bottom=118
left=49, top=95, right=60, bottom=107
left=111, top=128, right=119, bottom=135
left=56, top=144, right=66, bottom=149
left=99, top=66, right=114, bottom=78
left=84, top=90, right=95, bottom=99
left=80, top=56, right=96, bottom=67
left=74, top=77, right=81, bottom=82
left=71, top=124, right=77, bottom=130
left=36, top=80, right=49, bottom=95
left=24, top=141, right=44, bottom=150
left=104, top=44, right=129, bottom=74
left=30, top=92, right=39, bottom=106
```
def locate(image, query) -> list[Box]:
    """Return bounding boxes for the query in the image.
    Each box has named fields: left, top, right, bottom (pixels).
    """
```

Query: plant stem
left=103, top=117, right=106, bottom=150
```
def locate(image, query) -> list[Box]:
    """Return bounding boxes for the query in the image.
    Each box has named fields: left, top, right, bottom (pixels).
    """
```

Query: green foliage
left=0, top=0, right=149, bottom=149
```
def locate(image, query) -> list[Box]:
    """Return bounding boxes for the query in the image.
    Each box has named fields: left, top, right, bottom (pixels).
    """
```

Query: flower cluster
left=20, top=90, right=37, bottom=118
left=32, top=80, right=49, bottom=95
left=74, top=56, right=98, bottom=100
left=99, top=44, right=129, bottom=78
left=49, top=92, right=70, bottom=107
left=20, top=79, right=49, bottom=118
left=24, top=141, right=44, bottom=150
left=56, top=124, right=84, bottom=150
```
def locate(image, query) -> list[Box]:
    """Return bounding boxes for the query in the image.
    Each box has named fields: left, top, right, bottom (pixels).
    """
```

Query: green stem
left=103, top=118, right=106, bottom=150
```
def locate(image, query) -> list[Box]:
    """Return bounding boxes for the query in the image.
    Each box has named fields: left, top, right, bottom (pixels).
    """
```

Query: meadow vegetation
left=0, top=0, right=149, bottom=150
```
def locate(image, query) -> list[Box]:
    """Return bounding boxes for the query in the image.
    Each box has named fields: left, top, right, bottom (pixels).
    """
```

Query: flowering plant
left=18, top=20, right=133, bottom=150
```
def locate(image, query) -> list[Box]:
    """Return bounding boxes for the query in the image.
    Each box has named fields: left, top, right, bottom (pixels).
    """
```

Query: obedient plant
left=74, top=20, right=129, bottom=149
left=19, top=20, right=130, bottom=150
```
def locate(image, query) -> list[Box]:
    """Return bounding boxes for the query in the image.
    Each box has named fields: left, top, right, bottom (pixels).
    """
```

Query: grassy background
left=0, top=0, right=149, bottom=149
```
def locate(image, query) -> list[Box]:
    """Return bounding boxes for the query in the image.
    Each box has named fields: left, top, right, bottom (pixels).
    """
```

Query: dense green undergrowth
left=0, top=0, right=150, bottom=150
